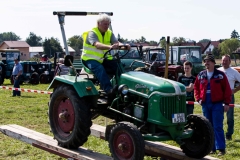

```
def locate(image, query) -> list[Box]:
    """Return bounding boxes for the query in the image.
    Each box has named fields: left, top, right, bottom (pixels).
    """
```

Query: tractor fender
left=47, top=75, right=99, bottom=98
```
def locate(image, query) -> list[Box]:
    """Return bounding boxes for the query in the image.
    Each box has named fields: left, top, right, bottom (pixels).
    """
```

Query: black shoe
left=226, top=135, right=232, bottom=140
left=210, top=150, right=216, bottom=154
left=218, top=149, right=226, bottom=156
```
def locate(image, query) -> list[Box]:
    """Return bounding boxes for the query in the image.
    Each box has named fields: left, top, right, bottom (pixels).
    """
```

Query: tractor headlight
left=118, top=84, right=129, bottom=95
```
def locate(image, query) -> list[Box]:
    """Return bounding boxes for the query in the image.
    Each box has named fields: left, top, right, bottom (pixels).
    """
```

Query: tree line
left=0, top=32, right=82, bottom=58
left=0, top=29, right=240, bottom=59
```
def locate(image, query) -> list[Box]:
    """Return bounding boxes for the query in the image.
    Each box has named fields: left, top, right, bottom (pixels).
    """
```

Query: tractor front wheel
left=180, top=114, right=214, bottom=159
left=108, top=122, right=145, bottom=160
left=48, top=84, right=92, bottom=149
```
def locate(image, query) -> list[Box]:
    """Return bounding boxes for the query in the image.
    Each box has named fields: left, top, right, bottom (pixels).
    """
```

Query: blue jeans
left=202, top=93, right=225, bottom=151
left=226, top=95, right=234, bottom=136
left=13, top=75, right=21, bottom=96
left=82, top=60, right=118, bottom=93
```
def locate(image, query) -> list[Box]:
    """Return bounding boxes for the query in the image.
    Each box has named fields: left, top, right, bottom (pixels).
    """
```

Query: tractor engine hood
left=120, top=71, right=186, bottom=97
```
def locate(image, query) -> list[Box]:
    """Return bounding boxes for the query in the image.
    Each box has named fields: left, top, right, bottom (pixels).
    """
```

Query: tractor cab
left=169, top=46, right=204, bottom=76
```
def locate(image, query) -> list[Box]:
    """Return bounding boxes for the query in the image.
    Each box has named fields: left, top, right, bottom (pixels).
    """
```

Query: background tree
left=198, top=39, right=211, bottom=43
left=67, top=35, right=83, bottom=56
left=25, top=32, right=42, bottom=46
left=172, top=37, right=186, bottom=45
left=117, top=33, right=128, bottom=43
left=149, top=40, right=157, bottom=45
left=135, top=36, right=146, bottom=43
left=159, top=37, right=166, bottom=49
left=0, top=32, right=21, bottom=43
left=230, top=29, right=239, bottom=39
left=43, top=37, right=63, bottom=58
left=212, top=47, right=221, bottom=59
left=218, top=38, right=240, bottom=57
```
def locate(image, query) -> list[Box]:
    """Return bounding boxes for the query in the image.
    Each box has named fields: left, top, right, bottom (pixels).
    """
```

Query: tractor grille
left=159, top=95, right=186, bottom=121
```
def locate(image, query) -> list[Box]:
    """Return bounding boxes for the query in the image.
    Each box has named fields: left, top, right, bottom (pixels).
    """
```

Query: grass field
left=0, top=77, right=240, bottom=160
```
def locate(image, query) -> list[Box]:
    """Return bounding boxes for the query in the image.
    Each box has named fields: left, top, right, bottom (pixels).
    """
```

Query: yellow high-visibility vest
left=81, top=27, right=113, bottom=63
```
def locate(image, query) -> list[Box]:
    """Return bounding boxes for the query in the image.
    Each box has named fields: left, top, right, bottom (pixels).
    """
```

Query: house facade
left=29, top=46, right=44, bottom=58
left=203, top=41, right=220, bottom=55
left=178, top=41, right=221, bottom=56
left=0, top=41, right=30, bottom=60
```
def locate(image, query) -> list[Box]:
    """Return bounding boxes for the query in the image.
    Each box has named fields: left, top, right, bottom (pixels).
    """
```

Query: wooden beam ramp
left=0, top=124, right=219, bottom=160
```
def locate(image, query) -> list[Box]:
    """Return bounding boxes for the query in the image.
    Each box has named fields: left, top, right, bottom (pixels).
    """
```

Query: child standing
left=177, top=61, right=196, bottom=115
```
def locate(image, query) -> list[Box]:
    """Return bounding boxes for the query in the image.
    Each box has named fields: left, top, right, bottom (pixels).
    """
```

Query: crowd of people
left=177, top=54, right=240, bottom=156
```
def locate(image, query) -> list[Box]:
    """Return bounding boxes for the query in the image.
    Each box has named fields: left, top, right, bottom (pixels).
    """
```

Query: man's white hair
left=59, top=58, right=64, bottom=63
left=97, top=13, right=111, bottom=24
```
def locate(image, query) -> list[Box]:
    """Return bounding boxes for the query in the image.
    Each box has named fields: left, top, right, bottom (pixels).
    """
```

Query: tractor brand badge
left=135, top=84, right=147, bottom=89
left=150, top=87, right=153, bottom=91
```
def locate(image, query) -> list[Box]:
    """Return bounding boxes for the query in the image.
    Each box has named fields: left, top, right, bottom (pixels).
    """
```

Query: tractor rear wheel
left=180, top=114, right=214, bottom=159
left=40, top=73, right=49, bottom=84
left=108, top=122, right=145, bottom=160
left=48, top=84, right=92, bottom=149
left=0, top=75, right=4, bottom=85
left=30, top=72, right=39, bottom=84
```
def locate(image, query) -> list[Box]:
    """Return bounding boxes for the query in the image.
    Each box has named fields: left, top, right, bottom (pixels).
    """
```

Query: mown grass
left=0, top=79, right=240, bottom=160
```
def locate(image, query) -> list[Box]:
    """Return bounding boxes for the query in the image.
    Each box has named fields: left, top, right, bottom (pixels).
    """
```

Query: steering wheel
left=103, top=45, right=130, bottom=59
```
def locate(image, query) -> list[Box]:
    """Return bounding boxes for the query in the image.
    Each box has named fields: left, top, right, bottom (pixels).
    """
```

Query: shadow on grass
left=11, top=96, right=37, bottom=98
left=233, top=139, right=240, bottom=142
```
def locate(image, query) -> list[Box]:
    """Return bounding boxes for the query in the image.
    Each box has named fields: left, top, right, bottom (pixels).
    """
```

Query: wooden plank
left=0, top=124, right=219, bottom=160
left=90, top=124, right=219, bottom=160
left=0, top=124, right=112, bottom=160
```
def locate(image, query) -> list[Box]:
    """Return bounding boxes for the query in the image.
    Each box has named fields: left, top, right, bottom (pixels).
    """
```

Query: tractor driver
left=81, top=13, right=130, bottom=98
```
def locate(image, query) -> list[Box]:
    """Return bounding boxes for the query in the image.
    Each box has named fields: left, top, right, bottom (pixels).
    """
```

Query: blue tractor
left=0, top=49, right=40, bottom=85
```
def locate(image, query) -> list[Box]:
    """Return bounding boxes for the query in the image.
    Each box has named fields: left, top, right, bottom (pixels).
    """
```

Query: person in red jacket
left=194, top=54, right=231, bottom=156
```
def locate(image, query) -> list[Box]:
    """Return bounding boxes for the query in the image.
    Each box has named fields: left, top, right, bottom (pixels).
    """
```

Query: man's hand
left=199, top=100, right=202, bottom=105
left=224, top=104, right=229, bottom=112
left=125, top=44, right=131, bottom=50
left=15, top=76, right=18, bottom=80
left=111, top=43, right=119, bottom=49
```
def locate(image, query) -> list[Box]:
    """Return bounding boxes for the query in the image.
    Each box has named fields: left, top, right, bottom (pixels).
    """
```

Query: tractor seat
left=81, top=59, right=93, bottom=74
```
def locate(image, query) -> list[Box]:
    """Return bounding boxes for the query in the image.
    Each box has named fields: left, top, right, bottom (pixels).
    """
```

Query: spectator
left=55, top=58, right=69, bottom=76
left=218, top=54, right=240, bottom=140
left=177, top=61, right=196, bottom=115
left=194, top=54, right=231, bottom=156
left=12, top=58, right=22, bottom=96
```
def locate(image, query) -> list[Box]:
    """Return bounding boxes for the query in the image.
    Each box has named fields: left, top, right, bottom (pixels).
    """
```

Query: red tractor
left=133, top=47, right=184, bottom=81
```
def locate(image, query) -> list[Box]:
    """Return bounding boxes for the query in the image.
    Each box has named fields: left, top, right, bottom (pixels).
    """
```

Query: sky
left=1, top=0, right=240, bottom=46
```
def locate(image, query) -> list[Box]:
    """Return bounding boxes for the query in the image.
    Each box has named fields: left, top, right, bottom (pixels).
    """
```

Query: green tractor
left=48, top=11, right=214, bottom=159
